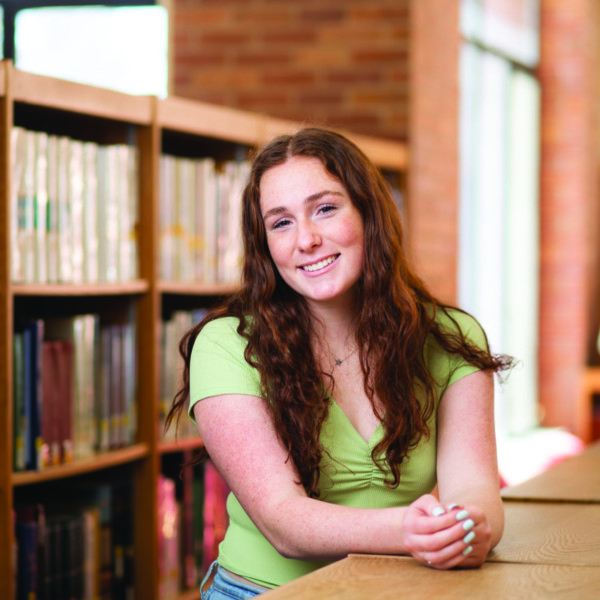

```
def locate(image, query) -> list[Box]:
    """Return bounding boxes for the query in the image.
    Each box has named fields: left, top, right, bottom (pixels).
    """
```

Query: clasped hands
left=402, top=494, right=492, bottom=569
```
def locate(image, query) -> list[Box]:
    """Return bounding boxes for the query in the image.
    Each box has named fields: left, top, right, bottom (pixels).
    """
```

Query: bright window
left=15, top=5, right=168, bottom=96
left=459, top=0, right=540, bottom=438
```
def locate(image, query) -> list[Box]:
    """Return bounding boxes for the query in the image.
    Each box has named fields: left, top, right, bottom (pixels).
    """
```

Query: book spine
left=110, top=326, right=123, bottom=449
left=57, top=136, right=73, bottom=283
left=97, top=326, right=112, bottom=453
left=16, top=129, right=36, bottom=283
left=33, top=131, right=49, bottom=284
left=16, top=521, right=38, bottom=600
left=40, top=341, right=55, bottom=469
left=117, top=145, right=131, bottom=282
left=12, top=331, right=26, bottom=472
left=192, top=471, right=205, bottom=583
left=127, top=146, right=139, bottom=280
left=201, top=158, right=218, bottom=284
left=69, top=139, right=85, bottom=284
left=82, top=142, right=99, bottom=283
left=10, top=127, right=24, bottom=282
left=60, top=339, right=76, bottom=464
left=182, top=460, right=196, bottom=589
left=159, top=154, right=176, bottom=281
left=122, top=322, right=137, bottom=446
left=193, top=160, right=205, bottom=282
left=46, top=135, right=60, bottom=284
left=105, top=146, right=121, bottom=283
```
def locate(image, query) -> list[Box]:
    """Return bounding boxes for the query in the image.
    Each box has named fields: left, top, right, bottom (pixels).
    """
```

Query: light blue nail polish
left=462, top=518, right=475, bottom=531
left=462, top=545, right=473, bottom=556
left=447, top=503, right=459, bottom=510
left=456, top=509, right=469, bottom=521
left=463, top=531, right=475, bottom=544
left=432, top=507, right=445, bottom=516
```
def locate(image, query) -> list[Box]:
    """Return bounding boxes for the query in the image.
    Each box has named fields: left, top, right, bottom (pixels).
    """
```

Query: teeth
left=301, top=256, right=337, bottom=272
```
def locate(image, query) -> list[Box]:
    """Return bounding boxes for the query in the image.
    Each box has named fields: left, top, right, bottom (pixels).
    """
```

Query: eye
left=272, top=217, right=292, bottom=230
left=317, top=204, right=337, bottom=216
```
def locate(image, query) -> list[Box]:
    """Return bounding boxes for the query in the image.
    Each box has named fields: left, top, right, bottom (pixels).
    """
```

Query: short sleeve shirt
left=188, top=309, right=487, bottom=588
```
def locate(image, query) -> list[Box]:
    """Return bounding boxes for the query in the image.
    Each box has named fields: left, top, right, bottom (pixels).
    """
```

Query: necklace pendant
left=335, top=358, right=343, bottom=366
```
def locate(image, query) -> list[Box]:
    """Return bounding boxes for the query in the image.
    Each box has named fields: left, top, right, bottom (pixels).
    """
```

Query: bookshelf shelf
left=12, top=280, right=150, bottom=296
left=11, top=66, right=153, bottom=125
left=12, top=443, right=149, bottom=486
left=0, top=61, right=408, bottom=600
left=159, top=438, right=204, bottom=455
left=159, top=281, right=239, bottom=296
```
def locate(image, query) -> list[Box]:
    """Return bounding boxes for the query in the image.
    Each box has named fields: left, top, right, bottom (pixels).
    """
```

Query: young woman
left=167, top=128, right=513, bottom=599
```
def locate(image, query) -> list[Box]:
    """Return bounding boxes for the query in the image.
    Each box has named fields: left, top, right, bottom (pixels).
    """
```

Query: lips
left=299, top=254, right=339, bottom=272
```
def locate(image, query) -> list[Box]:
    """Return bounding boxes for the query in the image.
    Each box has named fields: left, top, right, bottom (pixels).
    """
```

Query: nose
left=296, top=219, right=321, bottom=251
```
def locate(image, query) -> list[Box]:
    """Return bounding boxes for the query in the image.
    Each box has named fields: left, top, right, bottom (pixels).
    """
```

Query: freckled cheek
left=337, top=220, right=365, bottom=251
left=266, top=237, right=296, bottom=271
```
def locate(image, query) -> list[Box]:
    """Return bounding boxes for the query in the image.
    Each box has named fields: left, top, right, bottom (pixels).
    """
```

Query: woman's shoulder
left=433, top=306, right=488, bottom=349
left=200, top=315, right=243, bottom=337
left=194, top=315, right=249, bottom=351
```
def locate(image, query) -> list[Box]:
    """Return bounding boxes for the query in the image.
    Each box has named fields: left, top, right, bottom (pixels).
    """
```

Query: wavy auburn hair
left=166, top=127, right=512, bottom=497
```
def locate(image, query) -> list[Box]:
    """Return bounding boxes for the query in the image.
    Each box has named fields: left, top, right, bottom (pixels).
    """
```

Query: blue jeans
left=201, top=562, right=266, bottom=600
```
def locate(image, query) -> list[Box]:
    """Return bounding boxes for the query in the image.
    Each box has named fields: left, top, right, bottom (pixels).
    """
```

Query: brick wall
left=538, top=0, right=600, bottom=434
left=172, top=0, right=409, bottom=142
left=407, top=0, right=460, bottom=304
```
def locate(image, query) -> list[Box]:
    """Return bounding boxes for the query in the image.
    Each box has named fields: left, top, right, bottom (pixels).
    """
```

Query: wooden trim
left=159, top=281, right=239, bottom=296
left=159, top=438, right=204, bottom=455
left=158, top=96, right=408, bottom=172
left=157, top=96, right=262, bottom=145
left=0, top=59, right=14, bottom=596
left=0, top=63, right=5, bottom=98
left=12, top=444, right=149, bottom=486
left=12, top=280, right=149, bottom=296
left=10, top=63, right=153, bottom=124
left=577, top=367, right=600, bottom=442
left=134, top=103, right=161, bottom=600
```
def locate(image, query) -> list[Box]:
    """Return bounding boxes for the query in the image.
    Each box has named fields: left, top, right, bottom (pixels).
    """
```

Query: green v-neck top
left=188, top=310, right=487, bottom=588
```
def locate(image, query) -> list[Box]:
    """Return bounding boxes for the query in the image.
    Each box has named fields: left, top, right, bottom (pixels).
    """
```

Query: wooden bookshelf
left=12, top=443, right=149, bottom=486
left=0, top=61, right=408, bottom=600
left=12, top=280, right=149, bottom=296
left=577, top=367, right=600, bottom=443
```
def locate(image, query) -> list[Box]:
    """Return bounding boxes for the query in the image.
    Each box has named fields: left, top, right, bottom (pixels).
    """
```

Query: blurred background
left=2, top=0, right=598, bottom=484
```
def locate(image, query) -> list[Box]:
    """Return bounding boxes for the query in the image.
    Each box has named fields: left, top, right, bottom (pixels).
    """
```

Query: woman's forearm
left=257, top=496, right=411, bottom=561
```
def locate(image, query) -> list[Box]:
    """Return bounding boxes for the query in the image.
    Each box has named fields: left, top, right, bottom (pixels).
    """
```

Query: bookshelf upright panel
left=0, top=59, right=15, bottom=598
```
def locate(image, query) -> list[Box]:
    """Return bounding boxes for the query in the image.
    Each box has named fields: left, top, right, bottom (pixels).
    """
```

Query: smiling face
left=260, top=156, right=365, bottom=312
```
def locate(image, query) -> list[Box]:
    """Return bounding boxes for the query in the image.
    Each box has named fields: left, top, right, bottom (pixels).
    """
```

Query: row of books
left=11, top=126, right=139, bottom=285
left=160, top=308, right=208, bottom=441
left=158, top=460, right=229, bottom=599
left=13, top=480, right=134, bottom=600
left=159, top=154, right=251, bottom=284
left=13, top=315, right=137, bottom=472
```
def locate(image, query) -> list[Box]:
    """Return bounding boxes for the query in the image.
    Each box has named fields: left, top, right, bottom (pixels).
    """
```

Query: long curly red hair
left=167, top=128, right=512, bottom=497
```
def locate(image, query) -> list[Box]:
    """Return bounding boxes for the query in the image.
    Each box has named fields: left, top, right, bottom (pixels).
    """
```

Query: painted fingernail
left=462, top=545, right=473, bottom=556
left=447, top=503, right=459, bottom=510
left=462, top=519, right=475, bottom=531
left=456, top=510, right=469, bottom=521
left=463, top=531, right=475, bottom=544
left=432, top=507, right=445, bottom=517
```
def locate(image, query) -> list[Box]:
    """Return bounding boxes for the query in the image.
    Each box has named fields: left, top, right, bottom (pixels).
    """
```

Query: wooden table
left=501, top=441, right=600, bottom=503
left=262, top=500, right=600, bottom=599
left=490, top=502, right=600, bottom=566
left=261, top=443, right=600, bottom=599
left=261, top=554, right=600, bottom=600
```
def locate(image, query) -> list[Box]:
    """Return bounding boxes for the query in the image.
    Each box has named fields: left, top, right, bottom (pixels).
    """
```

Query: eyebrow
left=262, top=189, right=344, bottom=221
